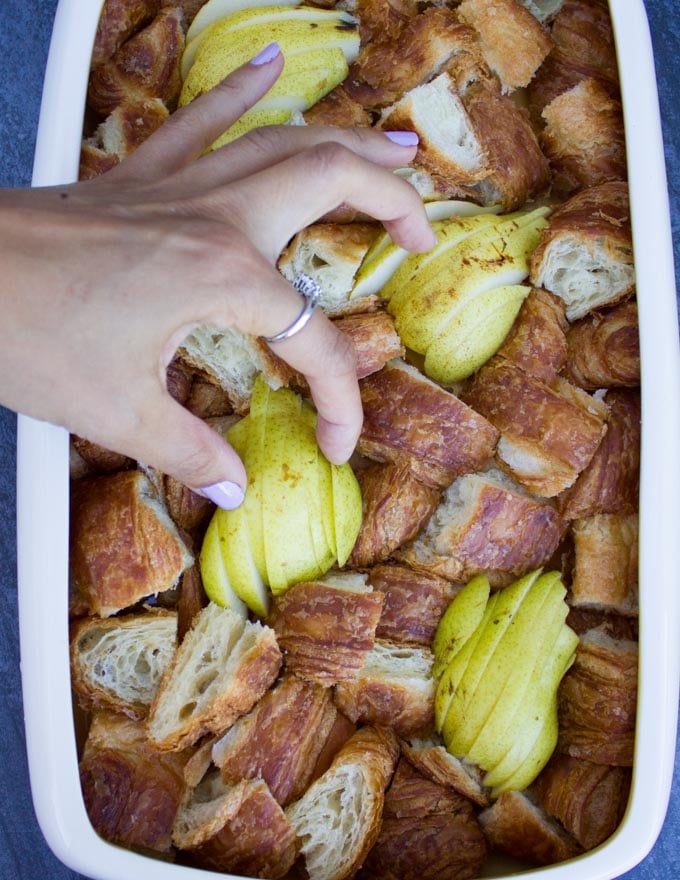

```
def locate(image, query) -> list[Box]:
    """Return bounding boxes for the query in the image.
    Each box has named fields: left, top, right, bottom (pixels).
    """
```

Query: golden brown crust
left=531, top=753, right=631, bottom=850
left=213, top=675, right=340, bottom=807
left=479, top=790, right=582, bottom=865
left=91, top=0, right=161, bottom=67
left=460, top=81, right=552, bottom=209
left=88, top=7, right=185, bottom=115
left=80, top=711, right=189, bottom=854
left=162, top=475, right=214, bottom=535
left=176, top=777, right=297, bottom=878
left=353, top=0, right=420, bottom=46
left=396, top=469, right=565, bottom=585
left=570, top=513, right=638, bottom=616
left=79, top=141, right=121, bottom=179
left=176, top=564, right=208, bottom=643
left=183, top=375, right=234, bottom=418
left=558, top=388, right=640, bottom=520
left=269, top=582, right=385, bottom=685
left=333, top=311, right=405, bottom=380
left=558, top=629, right=638, bottom=766
left=347, top=9, right=484, bottom=110
left=368, top=563, right=456, bottom=646
left=302, top=84, right=373, bottom=127
left=348, top=463, right=441, bottom=568
left=71, top=436, right=134, bottom=474
left=70, top=470, right=193, bottom=617
left=456, top=0, right=554, bottom=92
left=357, top=758, right=487, bottom=880
left=400, top=739, right=491, bottom=807
left=333, top=640, right=435, bottom=738
left=495, top=288, right=568, bottom=383
left=358, top=361, right=499, bottom=489
left=563, top=300, right=640, bottom=390
left=96, top=96, right=170, bottom=157
left=541, top=77, right=626, bottom=195
left=463, top=357, right=608, bottom=497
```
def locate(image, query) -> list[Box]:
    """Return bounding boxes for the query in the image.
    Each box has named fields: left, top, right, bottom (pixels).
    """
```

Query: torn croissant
left=563, top=300, right=640, bottom=390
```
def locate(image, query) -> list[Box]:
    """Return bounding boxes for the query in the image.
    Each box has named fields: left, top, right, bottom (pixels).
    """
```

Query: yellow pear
left=214, top=505, right=270, bottom=617
left=330, top=458, right=363, bottom=567
left=186, top=0, right=302, bottom=45
left=391, top=209, right=549, bottom=353
left=432, top=575, right=490, bottom=679
left=199, top=515, right=248, bottom=617
left=423, top=284, right=530, bottom=384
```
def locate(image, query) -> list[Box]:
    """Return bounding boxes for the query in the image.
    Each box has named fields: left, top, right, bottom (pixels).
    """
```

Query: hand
left=0, top=46, right=435, bottom=506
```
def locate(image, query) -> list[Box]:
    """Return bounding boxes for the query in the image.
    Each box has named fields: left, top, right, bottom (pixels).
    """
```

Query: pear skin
left=423, top=284, right=530, bottom=384
left=463, top=572, right=568, bottom=767
left=432, top=575, right=491, bottom=679
left=216, top=502, right=271, bottom=618
left=439, top=570, right=542, bottom=751
left=199, top=514, right=248, bottom=617
left=330, top=461, right=362, bottom=567
left=187, top=0, right=302, bottom=44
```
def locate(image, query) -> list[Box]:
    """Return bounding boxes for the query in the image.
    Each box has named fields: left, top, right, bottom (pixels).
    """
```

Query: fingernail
left=250, top=42, right=281, bottom=66
left=384, top=130, right=419, bottom=147
left=200, top=480, right=245, bottom=510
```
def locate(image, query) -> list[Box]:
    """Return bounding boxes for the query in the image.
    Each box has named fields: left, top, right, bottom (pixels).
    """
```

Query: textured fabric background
left=0, top=1, right=677, bottom=879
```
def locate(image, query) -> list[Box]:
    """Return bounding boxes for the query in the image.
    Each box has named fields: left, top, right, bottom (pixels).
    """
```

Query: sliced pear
left=465, top=574, right=568, bottom=772
left=391, top=210, right=549, bottom=352
left=435, top=592, right=499, bottom=735
left=432, top=575, right=491, bottom=679
left=351, top=202, right=500, bottom=301
left=199, top=515, right=248, bottom=617
left=187, top=0, right=302, bottom=45
left=380, top=213, right=503, bottom=307
left=215, top=505, right=270, bottom=617
left=330, top=460, right=362, bottom=567
left=482, top=623, right=579, bottom=792
left=491, top=710, right=559, bottom=796
left=181, top=8, right=359, bottom=102
left=423, top=284, right=530, bottom=384
left=457, top=572, right=567, bottom=762
left=439, top=569, right=542, bottom=750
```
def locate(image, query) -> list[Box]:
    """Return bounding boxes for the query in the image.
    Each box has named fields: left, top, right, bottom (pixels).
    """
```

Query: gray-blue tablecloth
left=0, top=1, right=677, bottom=878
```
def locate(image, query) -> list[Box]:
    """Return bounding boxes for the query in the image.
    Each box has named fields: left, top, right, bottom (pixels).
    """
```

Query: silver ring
left=262, top=274, right=322, bottom=344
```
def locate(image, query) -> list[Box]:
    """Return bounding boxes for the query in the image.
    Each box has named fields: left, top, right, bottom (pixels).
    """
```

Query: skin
left=0, top=49, right=435, bottom=497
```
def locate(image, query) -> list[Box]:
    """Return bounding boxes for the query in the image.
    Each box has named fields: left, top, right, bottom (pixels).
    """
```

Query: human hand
left=0, top=45, right=435, bottom=507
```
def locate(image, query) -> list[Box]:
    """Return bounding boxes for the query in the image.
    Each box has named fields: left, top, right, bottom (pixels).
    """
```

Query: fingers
left=227, top=141, right=437, bottom=261
left=110, top=47, right=285, bottom=182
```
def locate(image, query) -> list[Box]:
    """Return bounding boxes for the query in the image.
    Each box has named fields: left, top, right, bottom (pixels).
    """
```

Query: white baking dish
left=17, top=1, right=680, bottom=878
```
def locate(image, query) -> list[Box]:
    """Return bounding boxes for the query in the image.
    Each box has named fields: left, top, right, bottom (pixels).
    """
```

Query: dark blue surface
left=0, top=2, right=677, bottom=879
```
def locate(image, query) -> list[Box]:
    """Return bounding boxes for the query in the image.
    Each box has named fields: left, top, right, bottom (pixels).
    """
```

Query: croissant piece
left=570, top=513, right=638, bottom=616
left=563, top=300, right=640, bottom=389
left=333, top=311, right=405, bottom=380
left=400, top=736, right=491, bottom=807
left=495, top=287, right=568, bottom=383
left=91, top=0, right=161, bottom=67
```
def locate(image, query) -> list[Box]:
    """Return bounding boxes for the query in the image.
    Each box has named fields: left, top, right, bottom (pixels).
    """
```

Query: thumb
left=137, top=395, right=247, bottom=509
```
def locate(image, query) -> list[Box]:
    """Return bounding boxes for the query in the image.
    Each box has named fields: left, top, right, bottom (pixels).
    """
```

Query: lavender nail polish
left=200, top=480, right=245, bottom=510
left=250, top=42, right=281, bottom=66
left=383, top=130, right=420, bottom=147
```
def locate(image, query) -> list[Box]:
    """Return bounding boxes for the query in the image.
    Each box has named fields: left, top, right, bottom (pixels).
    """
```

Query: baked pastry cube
left=332, top=311, right=405, bottom=379
left=88, top=6, right=185, bottom=115
left=173, top=774, right=296, bottom=879
left=348, top=463, right=441, bottom=568
left=70, top=609, right=177, bottom=720
left=359, top=359, right=499, bottom=489
left=302, top=84, right=372, bottom=127
left=211, top=674, right=341, bottom=807
left=558, top=388, right=640, bottom=520
left=79, top=710, right=189, bottom=855
left=333, top=640, right=435, bottom=738
left=540, top=77, right=626, bottom=196
left=396, top=466, right=564, bottom=585
left=570, top=513, right=638, bottom=616
left=368, top=563, right=456, bottom=646
left=557, top=628, right=638, bottom=766
left=456, top=0, right=554, bottom=92
left=479, top=790, right=582, bottom=865
left=346, top=8, right=486, bottom=110
left=463, top=357, right=608, bottom=497
left=91, top=0, right=161, bottom=68
left=357, top=757, right=487, bottom=880
left=93, top=96, right=169, bottom=158
left=495, top=287, right=568, bottom=383
left=563, top=300, right=640, bottom=390
left=147, top=603, right=282, bottom=750
left=269, top=575, right=385, bottom=685
left=400, top=736, right=491, bottom=807
left=277, top=223, right=379, bottom=317
left=70, top=469, right=193, bottom=618
left=529, top=181, right=634, bottom=321
left=531, top=753, right=631, bottom=850
left=353, top=0, right=420, bottom=46
left=285, top=725, right=399, bottom=880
